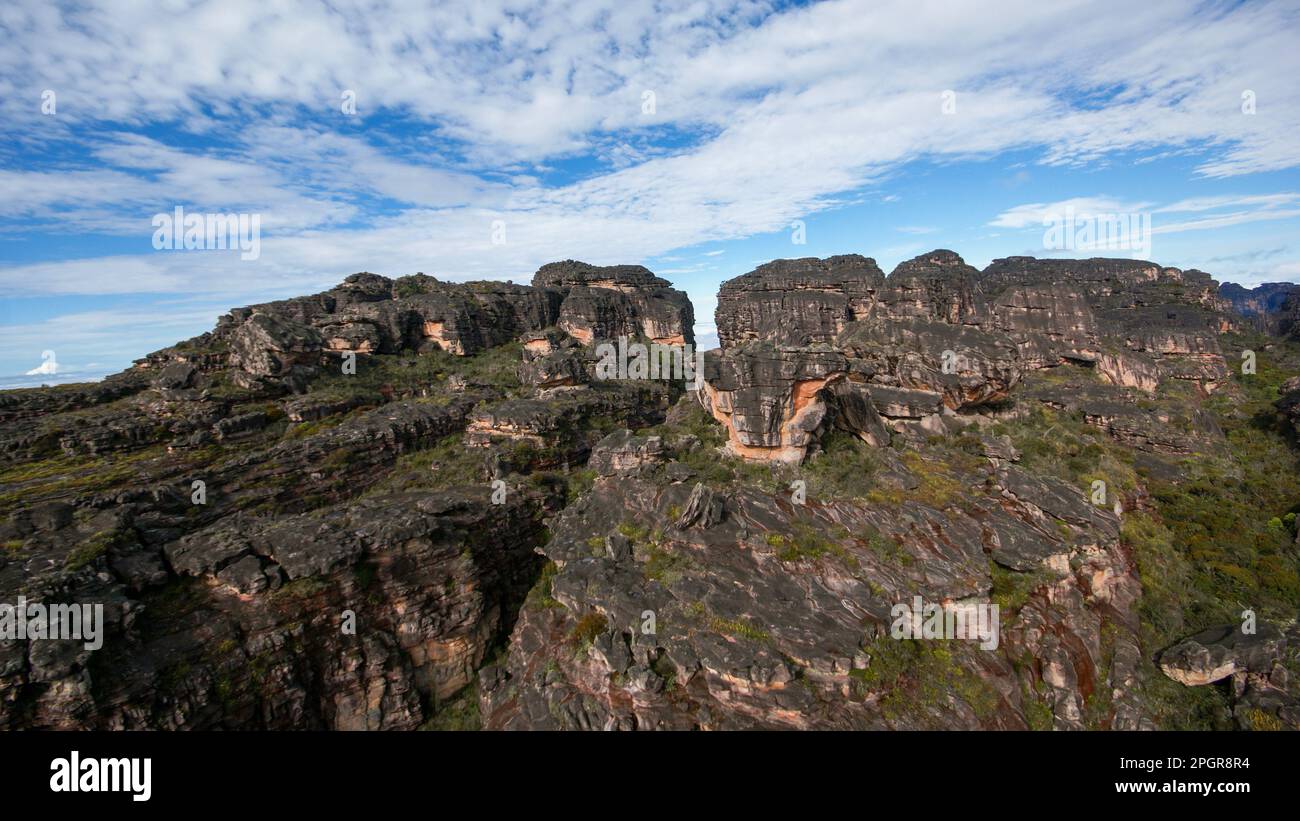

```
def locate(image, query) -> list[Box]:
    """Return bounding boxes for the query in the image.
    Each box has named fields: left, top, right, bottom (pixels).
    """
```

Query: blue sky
left=2, top=0, right=1300, bottom=387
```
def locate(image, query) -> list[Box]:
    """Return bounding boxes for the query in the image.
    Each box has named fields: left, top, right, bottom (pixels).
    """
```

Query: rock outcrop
left=1279, top=376, right=1300, bottom=436
left=479, top=449, right=1145, bottom=730
left=1159, top=623, right=1286, bottom=687
left=3, top=249, right=1299, bottom=734
left=190, top=263, right=694, bottom=394
left=1220, top=281, right=1300, bottom=334
left=1280, top=291, right=1300, bottom=341
left=714, top=255, right=884, bottom=348
left=0, top=260, right=693, bottom=729
left=698, top=251, right=1244, bottom=463
left=697, top=344, right=852, bottom=462
left=532, top=261, right=694, bottom=347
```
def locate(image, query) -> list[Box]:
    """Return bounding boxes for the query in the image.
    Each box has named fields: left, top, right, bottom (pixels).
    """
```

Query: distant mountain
left=1220, top=281, right=1300, bottom=335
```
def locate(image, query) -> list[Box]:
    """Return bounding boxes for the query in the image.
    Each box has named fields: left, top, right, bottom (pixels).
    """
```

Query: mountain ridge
left=2, top=250, right=1299, bottom=731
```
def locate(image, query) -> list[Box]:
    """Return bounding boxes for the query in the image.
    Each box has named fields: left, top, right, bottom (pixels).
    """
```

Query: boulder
left=675, top=482, right=724, bottom=529
left=588, top=430, right=666, bottom=476
left=228, top=312, right=324, bottom=379
left=1159, top=624, right=1286, bottom=686
left=518, top=348, right=588, bottom=389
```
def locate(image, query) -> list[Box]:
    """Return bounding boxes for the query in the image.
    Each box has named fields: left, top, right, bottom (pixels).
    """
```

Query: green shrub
left=569, top=611, right=608, bottom=646
left=708, top=614, right=770, bottom=642
left=65, top=528, right=131, bottom=571
left=798, top=429, right=880, bottom=500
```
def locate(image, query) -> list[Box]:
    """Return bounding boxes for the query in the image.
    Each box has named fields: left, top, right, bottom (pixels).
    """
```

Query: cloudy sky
left=2, top=0, right=1299, bottom=386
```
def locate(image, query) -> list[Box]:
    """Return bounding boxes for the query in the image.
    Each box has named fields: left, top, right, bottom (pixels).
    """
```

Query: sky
left=2, top=0, right=1300, bottom=387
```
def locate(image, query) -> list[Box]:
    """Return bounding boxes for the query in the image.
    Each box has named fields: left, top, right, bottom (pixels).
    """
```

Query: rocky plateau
left=2, top=251, right=1299, bottom=731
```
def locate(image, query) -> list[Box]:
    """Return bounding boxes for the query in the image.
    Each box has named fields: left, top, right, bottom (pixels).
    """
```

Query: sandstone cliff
left=2, top=253, right=1298, bottom=732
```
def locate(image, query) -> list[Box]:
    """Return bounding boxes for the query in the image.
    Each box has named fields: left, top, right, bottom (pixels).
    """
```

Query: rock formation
left=714, top=255, right=884, bottom=348
left=1220, top=281, right=1300, bottom=335
left=2, top=251, right=1298, bottom=732
left=695, top=250, right=1246, bottom=464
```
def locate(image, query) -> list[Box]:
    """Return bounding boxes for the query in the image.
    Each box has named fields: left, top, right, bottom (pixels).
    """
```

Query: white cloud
left=989, top=197, right=1151, bottom=229
left=24, top=352, right=57, bottom=376
left=1156, top=194, right=1300, bottom=213
left=1154, top=208, right=1300, bottom=234
left=0, top=300, right=235, bottom=385
left=991, top=193, right=1300, bottom=236
left=3, top=0, right=1300, bottom=375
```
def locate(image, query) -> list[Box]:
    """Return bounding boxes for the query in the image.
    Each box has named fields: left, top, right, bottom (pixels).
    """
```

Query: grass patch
left=422, top=682, right=482, bottom=731
left=274, top=576, right=332, bottom=600
left=644, top=544, right=689, bottom=583
left=65, top=527, right=131, bottom=571
left=708, top=614, right=771, bottom=643
left=767, top=522, right=853, bottom=565
left=851, top=636, right=1001, bottom=725
left=989, top=562, right=1055, bottom=615
left=861, top=525, right=912, bottom=567
left=524, top=561, right=562, bottom=610
left=990, top=404, right=1139, bottom=496
left=308, top=342, right=524, bottom=403
left=569, top=611, right=608, bottom=647
left=799, top=429, right=880, bottom=501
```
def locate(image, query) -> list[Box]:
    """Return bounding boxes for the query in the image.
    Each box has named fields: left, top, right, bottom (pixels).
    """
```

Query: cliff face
left=0, top=263, right=687, bottom=729
left=2, top=252, right=1299, bottom=732
left=714, top=255, right=885, bottom=348
left=1278, top=291, right=1300, bottom=341
left=700, top=251, right=1237, bottom=465
left=1220, top=282, right=1300, bottom=335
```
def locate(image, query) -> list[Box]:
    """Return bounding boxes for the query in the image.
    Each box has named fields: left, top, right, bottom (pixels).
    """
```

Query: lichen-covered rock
left=1159, top=624, right=1286, bottom=686
left=0, top=484, right=548, bottom=729
left=228, top=312, right=325, bottom=380
left=1095, top=350, right=1160, bottom=393
left=876, top=249, right=984, bottom=324
left=837, top=317, right=1022, bottom=409
left=1279, top=290, right=1300, bottom=340
left=675, top=482, right=724, bottom=529
left=2, top=247, right=1295, bottom=735
left=980, top=255, right=1231, bottom=388
left=465, top=383, right=673, bottom=465
left=532, top=261, right=694, bottom=346
left=986, top=285, right=1098, bottom=367
left=588, top=430, right=666, bottom=476
left=518, top=347, right=588, bottom=389
left=1220, top=281, right=1300, bottom=334
left=714, top=255, right=884, bottom=347
left=211, top=263, right=687, bottom=391
left=697, top=343, right=849, bottom=462
left=700, top=251, right=1245, bottom=460
left=480, top=462, right=1141, bottom=730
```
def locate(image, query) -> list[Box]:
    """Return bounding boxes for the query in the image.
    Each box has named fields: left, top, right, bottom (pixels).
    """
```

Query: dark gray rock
left=675, top=483, right=724, bottom=529
left=588, top=430, right=666, bottom=476
left=715, top=255, right=884, bottom=347
left=1160, top=623, right=1286, bottom=686
left=518, top=348, right=588, bottom=389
